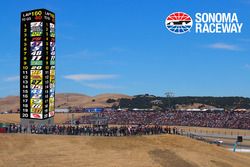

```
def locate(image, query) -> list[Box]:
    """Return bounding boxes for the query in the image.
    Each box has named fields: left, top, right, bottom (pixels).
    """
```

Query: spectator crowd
left=76, top=110, right=250, bottom=129
left=3, top=110, right=250, bottom=137
left=5, top=124, right=180, bottom=136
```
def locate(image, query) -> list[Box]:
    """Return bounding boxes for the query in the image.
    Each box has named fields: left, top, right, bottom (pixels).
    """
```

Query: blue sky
left=0, top=0, right=250, bottom=97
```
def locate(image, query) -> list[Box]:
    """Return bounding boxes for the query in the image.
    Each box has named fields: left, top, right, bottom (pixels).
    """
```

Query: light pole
left=165, top=92, right=175, bottom=110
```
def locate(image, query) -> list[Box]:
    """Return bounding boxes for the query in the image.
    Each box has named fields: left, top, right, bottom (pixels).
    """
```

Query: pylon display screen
left=20, top=9, right=55, bottom=119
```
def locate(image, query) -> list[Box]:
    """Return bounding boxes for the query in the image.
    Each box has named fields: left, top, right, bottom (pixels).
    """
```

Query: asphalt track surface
left=191, top=132, right=250, bottom=140
left=189, top=132, right=250, bottom=150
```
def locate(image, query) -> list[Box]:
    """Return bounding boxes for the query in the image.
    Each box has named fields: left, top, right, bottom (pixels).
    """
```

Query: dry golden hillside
left=0, top=96, right=19, bottom=113
left=0, top=93, right=131, bottom=113
left=0, top=113, right=91, bottom=124
left=175, top=103, right=216, bottom=110
left=0, top=134, right=249, bottom=167
left=57, top=93, right=131, bottom=108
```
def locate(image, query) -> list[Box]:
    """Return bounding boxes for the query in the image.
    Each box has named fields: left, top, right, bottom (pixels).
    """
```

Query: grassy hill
left=119, top=95, right=250, bottom=110
left=0, top=93, right=131, bottom=113
left=1, top=93, right=250, bottom=113
left=0, top=134, right=249, bottom=167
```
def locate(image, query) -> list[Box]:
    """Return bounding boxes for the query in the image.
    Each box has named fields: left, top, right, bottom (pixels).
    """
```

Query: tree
left=106, top=98, right=116, bottom=103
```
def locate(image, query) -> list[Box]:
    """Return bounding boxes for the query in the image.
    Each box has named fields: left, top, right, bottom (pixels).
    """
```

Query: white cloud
left=4, top=76, right=19, bottom=82
left=244, top=64, right=250, bottom=69
left=62, top=50, right=102, bottom=60
left=59, top=34, right=75, bottom=40
left=58, top=22, right=79, bottom=28
left=63, top=74, right=118, bottom=81
left=109, top=47, right=126, bottom=53
left=207, top=43, right=241, bottom=51
left=239, top=38, right=250, bottom=43
left=244, top=0, right=250, bottom=4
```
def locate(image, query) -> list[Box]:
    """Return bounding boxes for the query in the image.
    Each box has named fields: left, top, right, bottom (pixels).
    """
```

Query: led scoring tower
left=20, top=9, right=55, bottom=124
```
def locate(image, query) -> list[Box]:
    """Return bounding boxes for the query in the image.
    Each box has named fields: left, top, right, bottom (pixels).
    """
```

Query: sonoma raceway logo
left=165, top=12, right=243, bottom=34
left=165, top=12, right=193, bottom=34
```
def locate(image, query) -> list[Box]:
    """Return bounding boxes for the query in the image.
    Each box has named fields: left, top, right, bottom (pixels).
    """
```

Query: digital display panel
left=31, top=22, right=43, bottom=37
left=20, top=9, right=55, bottom=120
